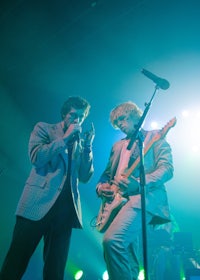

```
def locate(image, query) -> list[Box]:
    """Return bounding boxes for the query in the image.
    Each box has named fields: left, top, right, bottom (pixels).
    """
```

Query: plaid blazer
left=16, top=121, right=94, bottom=227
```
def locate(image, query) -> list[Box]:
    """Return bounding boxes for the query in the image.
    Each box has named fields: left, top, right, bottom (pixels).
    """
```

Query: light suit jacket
left=97, top=129, right=174, bottom=225
left=16, top=121, right=94, bottom=228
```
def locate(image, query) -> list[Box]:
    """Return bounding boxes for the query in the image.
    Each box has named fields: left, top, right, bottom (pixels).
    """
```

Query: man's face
left=115, top=114, right=139, bottom=137
left=63, top=107, right=86, bottom=130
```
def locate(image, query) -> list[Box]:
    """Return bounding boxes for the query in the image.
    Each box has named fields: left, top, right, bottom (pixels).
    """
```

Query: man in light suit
left=0, top=96, right=95, bottom=280
left=96, top=101, right=174, bottom=280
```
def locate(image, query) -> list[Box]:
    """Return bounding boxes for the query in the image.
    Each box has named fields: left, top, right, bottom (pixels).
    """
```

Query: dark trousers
left=0, top=185, right=76, bottom=280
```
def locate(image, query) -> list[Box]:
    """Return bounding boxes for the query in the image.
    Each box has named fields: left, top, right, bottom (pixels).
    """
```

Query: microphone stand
left=127, top=84, right=160, bottom=280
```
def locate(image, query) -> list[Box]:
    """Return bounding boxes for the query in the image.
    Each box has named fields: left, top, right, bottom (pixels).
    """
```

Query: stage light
left=102, top=270, right=109, bottom=280
left=182, top=110, right=189, bottom=117
left=138, top=269, right=144, bottom=280
left=171, top=108, right=200, bottom=157
left=192, top=145, right=200, bottom=153
left=74, top=270, right=83, bottom=280
left=150, top=121, right=159, bottom=129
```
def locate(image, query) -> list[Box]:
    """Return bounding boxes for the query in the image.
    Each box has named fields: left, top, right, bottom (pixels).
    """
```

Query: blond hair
left=110, top=101, right=143, bottom=129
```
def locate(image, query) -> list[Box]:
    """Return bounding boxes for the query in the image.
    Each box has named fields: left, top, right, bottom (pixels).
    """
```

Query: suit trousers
left=0, top=183, right=76, bottom=280
left=103, top=199, right=152, bottom=280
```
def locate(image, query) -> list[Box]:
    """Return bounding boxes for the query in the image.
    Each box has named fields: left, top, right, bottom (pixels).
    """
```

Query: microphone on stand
left=141, top=68, right=170, bottom=90
left=67, top=132, right=80, bottom=149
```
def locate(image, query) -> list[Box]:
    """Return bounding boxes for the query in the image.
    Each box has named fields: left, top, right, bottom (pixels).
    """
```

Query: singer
left=96, top=101, right=174, bottom=280
left=0, top=96, right=95, bottom=280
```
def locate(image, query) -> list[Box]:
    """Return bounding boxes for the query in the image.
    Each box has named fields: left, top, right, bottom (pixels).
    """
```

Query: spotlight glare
left=150, top=121, right=158, bottom=129
left=74, top=270, right=83, bottom=280
left=192, top=145, right=200, bottom=153
left=102, top=270, right=109, bottom=280
left=138, top=269, right=144, bottom=280
left=182, top=110, right=189, bottom=117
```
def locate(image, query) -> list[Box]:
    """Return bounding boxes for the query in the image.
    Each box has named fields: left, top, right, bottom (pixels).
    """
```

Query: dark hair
left=60, top=96, right=91, bottom=119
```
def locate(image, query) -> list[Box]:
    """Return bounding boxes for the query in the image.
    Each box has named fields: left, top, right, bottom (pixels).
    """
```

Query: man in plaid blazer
left=0, top=96, right=95, bottom=280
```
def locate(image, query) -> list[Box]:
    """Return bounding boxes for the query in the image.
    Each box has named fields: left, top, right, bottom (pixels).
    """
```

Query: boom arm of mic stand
left=127, top=85, right=159, bottom=151
left=127, top=102, right=150, bottom=150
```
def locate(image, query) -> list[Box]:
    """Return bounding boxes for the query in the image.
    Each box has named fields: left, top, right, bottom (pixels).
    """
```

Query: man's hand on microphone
left=63, top=123, right=82, bottom=143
